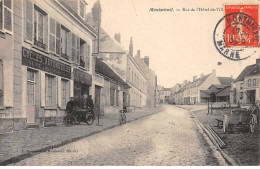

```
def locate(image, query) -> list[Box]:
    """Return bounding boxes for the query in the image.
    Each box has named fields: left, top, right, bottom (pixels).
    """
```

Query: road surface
left=11, top=105, right=226, bottom=166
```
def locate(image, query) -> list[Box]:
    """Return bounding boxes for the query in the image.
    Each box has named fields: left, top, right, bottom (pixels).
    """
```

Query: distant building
left=134, top=50, right=157, bottom=108
left=169, top=84, right=181, bottom=104
left=164, top=88, right=171, bottom=103
left=175, top=69, right=234, bottom=104
left=230, top=59, right=260, bottom=105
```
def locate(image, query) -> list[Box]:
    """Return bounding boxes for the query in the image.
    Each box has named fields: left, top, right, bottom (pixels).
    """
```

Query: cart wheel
left=86, top=114, right=94, bottom=125
left=249, top=114, right=257, bottom=133
left=70, top=115, right=77, bottom=125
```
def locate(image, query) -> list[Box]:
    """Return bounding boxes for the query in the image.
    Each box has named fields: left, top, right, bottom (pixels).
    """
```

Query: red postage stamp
left=224, top=5, right=259, bottom=47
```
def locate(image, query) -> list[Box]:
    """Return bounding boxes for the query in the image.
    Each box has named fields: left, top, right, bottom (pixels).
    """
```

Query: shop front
left=73, top=68, right=92, bottom=98
left=22, top=47, right=72, bottom=127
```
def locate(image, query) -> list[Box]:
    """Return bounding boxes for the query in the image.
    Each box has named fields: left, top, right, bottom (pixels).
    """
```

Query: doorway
left=26, top=69, right=36, bottom=124
left=95, top=86, right=101, bottom=114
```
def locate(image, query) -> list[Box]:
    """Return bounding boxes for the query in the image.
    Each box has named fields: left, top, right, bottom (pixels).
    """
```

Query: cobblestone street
left=10, top=105, right=226, bottom=166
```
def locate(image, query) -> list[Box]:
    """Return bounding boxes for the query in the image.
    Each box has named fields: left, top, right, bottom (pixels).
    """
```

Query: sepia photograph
left=0, top=0, right=259, bottom=166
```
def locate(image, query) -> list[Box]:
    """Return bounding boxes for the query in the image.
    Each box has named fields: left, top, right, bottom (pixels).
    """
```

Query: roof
left=59, top=1, right=97, bottom=37
left=234, top=64, right=256, bottom=82
left=245, top=64, right=260, bottom=77
left=95, top=58, right=129, bottom=87
left=200, top=90, right=210, bottom=98
left=216, top=86, right=231, bottom=97
left=209, top=84, right=229, bottom=89
left=99, top=28, right=126, bottom=53
left=217, top=77, right=233, bottom=85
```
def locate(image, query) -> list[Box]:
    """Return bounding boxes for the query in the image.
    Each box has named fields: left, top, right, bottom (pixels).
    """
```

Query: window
left=0, top=0, right=13, bottom=33
left=61, top=79, right=69, bottom=107
left=248, top=79, right=251, bottom=87
left=45, top=74, right=56, bottom=106
left=240, top=83, right=244, bottom=89
left=34, top=9, right=44, bottom=43
left=61, top=26, right=69, bottom=59
left=0, top=60, right=3, bottom=107
left=80, top=39, right=86, bottom=68
left=110, top=88, right=115, bottom=106
left=252, top=79, right=257, bottom=86
left=79, top=1, right=85, bottom=18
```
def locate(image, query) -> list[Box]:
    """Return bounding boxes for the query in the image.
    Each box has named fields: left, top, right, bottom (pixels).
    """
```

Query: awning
left=200, top=90, right=210, bottom=98
left=95, top=58, right=130, bottom=88
left=73, top=68, right=92, bottom=86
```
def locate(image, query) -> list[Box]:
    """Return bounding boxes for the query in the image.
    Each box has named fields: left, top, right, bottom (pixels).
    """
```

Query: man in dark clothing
left=86, top=95, right=94, bottom=115
left=66, top=97, right=75, bottom=115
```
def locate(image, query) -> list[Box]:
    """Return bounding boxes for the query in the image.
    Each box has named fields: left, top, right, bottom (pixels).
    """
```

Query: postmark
left=213, top=5, right=259, bottom=61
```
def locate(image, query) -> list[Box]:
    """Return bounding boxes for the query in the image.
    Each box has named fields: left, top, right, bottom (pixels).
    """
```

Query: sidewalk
left=0, top=106, right=164, bottom=165
left=176, top=105, right=259, bottom=166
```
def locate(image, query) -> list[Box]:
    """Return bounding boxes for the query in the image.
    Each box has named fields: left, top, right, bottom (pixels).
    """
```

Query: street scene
left=9, top=105, right=225, bottom=166
left=0, top=0, right=259, bottom=166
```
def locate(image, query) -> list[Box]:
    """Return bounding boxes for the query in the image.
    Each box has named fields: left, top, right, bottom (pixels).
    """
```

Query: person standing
left=86, top=95, right=94, bottom=115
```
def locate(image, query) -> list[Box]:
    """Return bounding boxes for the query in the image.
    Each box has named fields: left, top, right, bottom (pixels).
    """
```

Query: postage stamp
left=213, top=4, right=259, bottom=61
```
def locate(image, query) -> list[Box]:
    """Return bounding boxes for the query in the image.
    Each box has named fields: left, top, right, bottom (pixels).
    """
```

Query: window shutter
left=44, top=16, right=48, bottom=50
left=25, top=0, right=33, bottom=42
left=49, top=17, right=56, bottom=53
left=56, top=22, right=61, bottom=55
left=3, top=0, right=12, bottom=32
left=72, top=33, right=76, bottom=62
left=0, top=1, right=3, bottom=30
left=86, top=44, right=90, bottom=70
left=67, top=32, right=72, bottom=60
left=76, top=37, right=80, bottom=63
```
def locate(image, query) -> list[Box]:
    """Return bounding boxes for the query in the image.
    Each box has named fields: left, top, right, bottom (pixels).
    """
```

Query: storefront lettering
left=22, top=47, right=71, bottom=79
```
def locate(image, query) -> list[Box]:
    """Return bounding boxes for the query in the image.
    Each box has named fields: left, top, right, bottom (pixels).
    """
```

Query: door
left=95, top=86, right=101, bottom=113
left=26, top=70, right=36, bottom=123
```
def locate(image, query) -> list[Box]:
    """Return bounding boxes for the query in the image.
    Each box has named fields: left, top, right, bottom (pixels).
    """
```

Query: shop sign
left=22, top=47, right=71, bottom=79
left=73, top=68, right=92, bottom=86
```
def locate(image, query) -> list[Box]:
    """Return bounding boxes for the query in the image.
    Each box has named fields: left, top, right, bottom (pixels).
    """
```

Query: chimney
left=114, top=33, right=121, bottom=44
left=256, top=58, right=260, bottom=64
left=200, top=73, right=204, bottom=78
left=212, top=69, right=216, bottom=75
left=137, top=50, right=141, bottom=57
left=183, top=80, right=187, bottom=85
left=129, top=37, right=133, bottom=57
left=193, top=75, right=197, bottom=82
left=143, top=56, right=149, bottom=67
left=230, top=75, right=233, bottom=79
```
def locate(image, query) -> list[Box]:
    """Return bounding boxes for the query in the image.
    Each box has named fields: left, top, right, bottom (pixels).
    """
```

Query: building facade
left=231, top=59, right=260, bottom=105
left=0, top=0, right=97, bottom=133
left=134, top=50, right=157, bottom=108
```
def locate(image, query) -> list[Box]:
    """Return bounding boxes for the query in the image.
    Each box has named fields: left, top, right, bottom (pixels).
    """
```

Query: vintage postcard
left=0, top=0, right=259, bottom=166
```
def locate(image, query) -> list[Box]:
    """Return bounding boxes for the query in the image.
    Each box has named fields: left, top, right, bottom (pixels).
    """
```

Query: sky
left=86, top=0, right=259, bottom=88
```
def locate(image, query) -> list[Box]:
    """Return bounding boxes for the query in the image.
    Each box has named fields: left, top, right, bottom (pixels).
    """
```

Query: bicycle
left=75, top=108, right=95, bottom=125
left=119, top=109, right=127, bottom=125
left=64, top=113, right=77, bottom=126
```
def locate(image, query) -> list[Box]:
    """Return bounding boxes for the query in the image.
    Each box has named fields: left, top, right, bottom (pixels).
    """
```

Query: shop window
left=110, top=88, right=115, bottom=106
left=61, top=26, right=69, bottom=60
left=61, top=79, right=69, bottom=107
left=45, top=74, right=56, bottom=106
left=79, top=0, right=85, bottom=19
left=248, top=79, right=251, bottom=87
left=0, top=0, right=13, bottom=33
left=0, top=60, right=3, bottom=107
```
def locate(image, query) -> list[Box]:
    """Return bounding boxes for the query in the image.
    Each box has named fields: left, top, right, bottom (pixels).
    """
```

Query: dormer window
left=79, top=0, right=85, bottom=19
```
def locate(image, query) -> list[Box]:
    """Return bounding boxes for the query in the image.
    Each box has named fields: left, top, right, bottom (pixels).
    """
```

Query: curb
left=0, top=108, right=163, bottom=166
left=175, top=106, right=238, bottom=166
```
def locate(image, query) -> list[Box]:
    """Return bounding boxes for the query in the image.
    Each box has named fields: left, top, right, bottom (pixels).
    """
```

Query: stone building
left=230, top=59, right=260, bottom=105
left=0, top=0, right=97, bottom=133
